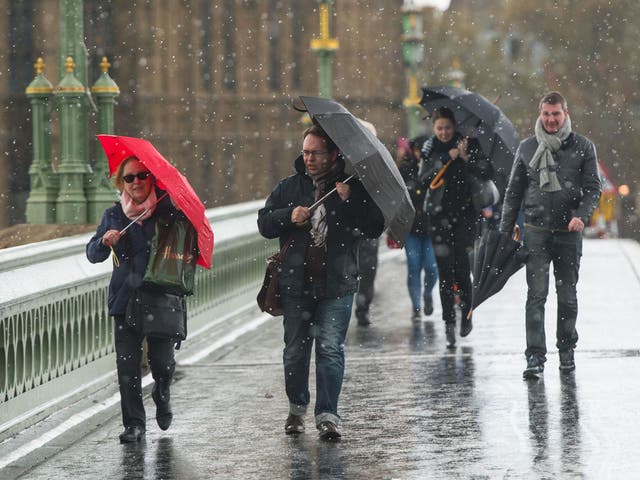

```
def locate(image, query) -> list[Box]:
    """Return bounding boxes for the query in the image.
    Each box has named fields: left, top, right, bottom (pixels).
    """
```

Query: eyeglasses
left=123, top=171, right=152, bottom=183
left=301, top=150, right=328, bottom=158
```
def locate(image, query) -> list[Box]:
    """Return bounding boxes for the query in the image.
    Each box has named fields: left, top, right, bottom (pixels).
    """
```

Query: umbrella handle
left=309, top=174, right=356, bottom=213
left=513, top=225, right=521, bottom=242
left=429, top=162, right=451, bottom=190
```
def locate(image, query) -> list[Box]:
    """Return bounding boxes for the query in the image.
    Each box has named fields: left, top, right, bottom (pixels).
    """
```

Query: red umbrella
left=97, top=134, right=214, bottom=269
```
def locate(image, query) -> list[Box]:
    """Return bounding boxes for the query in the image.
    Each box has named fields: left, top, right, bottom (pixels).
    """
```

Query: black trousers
left=432, top=216, right=477, bottom=324
left=113, top=316, right=175, bottom=429
left=355, top=237, right=379, bottom=315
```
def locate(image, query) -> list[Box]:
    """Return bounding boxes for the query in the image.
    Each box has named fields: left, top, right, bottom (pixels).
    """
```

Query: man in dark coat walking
left=258, top=124, right=385, bottom=439
left=499, top=91, right=601, bottom=379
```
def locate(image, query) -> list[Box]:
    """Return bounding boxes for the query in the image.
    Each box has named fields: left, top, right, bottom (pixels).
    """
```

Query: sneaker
left=523, top=356, right=545, bottom=379
left=445, top=323, right=456, bottom=347
left=423, top=294, right=434, bottom=316
left=285, top=414, right=305, bottom=435
left=317, top=421, right=341, bottom=440
left=559, top=349, right=575, bottom=372
left=411, top=309, right=421, bottom=323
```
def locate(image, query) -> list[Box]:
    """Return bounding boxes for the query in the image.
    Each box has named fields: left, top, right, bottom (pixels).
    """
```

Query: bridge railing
left=0, top=200, right=275, bottom=436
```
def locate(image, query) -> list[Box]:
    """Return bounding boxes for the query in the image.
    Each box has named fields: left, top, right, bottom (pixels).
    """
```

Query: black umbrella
left=420, top=86, right=519, bottom=193
left=299, top=96, right=415, bottom=245
left=468, top=228, right=529, bottom=318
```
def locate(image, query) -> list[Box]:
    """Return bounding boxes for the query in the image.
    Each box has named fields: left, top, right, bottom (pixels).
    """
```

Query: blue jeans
left=404, top=234, right=438, bottom=311
left=524, top=228, right=582, bottom=362
left=281, top=293, right=354, bottom=426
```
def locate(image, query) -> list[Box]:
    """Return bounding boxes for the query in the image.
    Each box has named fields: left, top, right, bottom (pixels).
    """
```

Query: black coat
left=398, top=155, right=430, bottom=236
left=499, top=132, right=601, bottom=232
left=419, top=134, right=494, bottom=224
left=257, top=155, right=385, bottom=299
left=86, top=190, right=179, bottom=316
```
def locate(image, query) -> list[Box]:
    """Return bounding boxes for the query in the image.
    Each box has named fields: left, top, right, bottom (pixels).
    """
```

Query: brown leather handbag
left=256, top=237, right=294, bottom=316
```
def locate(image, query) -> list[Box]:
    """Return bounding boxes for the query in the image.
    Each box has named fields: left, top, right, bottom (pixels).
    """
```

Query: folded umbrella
left=299, top=96, right=415, bottom=245
left=97, top=134, right=214, bottom=269
left=468, top=227, right=528, bottom=318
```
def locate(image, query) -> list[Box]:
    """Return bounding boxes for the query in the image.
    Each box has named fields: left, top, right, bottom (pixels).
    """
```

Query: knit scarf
left=530, top=116, right=572, bottom=192
left=120, top=189, right=158, bottom=224
left=308, top=162, right=342, bottom=249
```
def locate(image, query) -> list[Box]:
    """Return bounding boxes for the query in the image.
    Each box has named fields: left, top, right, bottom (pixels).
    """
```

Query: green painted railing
left=0, top=200, right=276, bottom=435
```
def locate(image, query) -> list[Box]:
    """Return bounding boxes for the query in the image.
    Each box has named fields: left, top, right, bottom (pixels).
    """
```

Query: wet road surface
left=3, top=239, right=640, bottom=479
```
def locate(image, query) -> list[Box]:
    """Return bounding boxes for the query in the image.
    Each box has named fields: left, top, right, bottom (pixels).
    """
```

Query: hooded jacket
left=257, top=155, right=385, bottom=299
left=499, top=132, right=601, bottom=232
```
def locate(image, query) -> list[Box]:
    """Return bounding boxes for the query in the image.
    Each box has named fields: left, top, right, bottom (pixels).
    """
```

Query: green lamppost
left=86, top=57, right=120, bottom=222
left=310, top=0, right=339, bottom=99
left=401, top=5, right=425, bottom=139
left=54, top=56, right=89, bottom=223
left=25, top=58, right=58, bottom=224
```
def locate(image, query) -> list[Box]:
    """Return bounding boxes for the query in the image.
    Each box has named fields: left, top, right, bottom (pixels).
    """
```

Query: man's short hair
left=303, top=123, right=338, bottom=152
left=539, top=91, right=568, bottom=112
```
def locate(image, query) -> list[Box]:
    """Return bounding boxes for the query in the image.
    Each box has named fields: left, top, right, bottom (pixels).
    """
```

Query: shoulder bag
left=257, top=236, right=294, bottom=316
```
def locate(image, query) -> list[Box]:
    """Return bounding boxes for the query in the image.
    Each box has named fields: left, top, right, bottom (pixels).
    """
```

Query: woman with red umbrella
left=86, top=157, right=184, bottom=443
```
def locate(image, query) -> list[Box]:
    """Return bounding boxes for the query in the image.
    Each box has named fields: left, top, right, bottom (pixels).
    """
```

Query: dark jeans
left=523, top=228, right=582, bottom=361
left=432, top=217, right=476, bottom=324
left=113, top=316, right=176, bottom=429
left=404, top=233, right=438, bottom=311
left=281, top=293, right=353, bottom=426
left=355, top=237, right=379, bottom=316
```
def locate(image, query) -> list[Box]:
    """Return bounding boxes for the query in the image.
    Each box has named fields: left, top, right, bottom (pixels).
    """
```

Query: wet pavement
left=3, top=239, right=640, bottom=479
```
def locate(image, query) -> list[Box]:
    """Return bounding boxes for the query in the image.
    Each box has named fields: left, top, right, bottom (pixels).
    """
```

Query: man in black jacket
left=500, top=91, right=601, bottom=379
left=258, top=124, right=385, bottom=439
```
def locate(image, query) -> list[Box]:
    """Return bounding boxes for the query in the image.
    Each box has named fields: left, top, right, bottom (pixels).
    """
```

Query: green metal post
left=54, top=57, right=89, bottom=223
left=25, top=58, right=58, bottom=224
left=401, top=6, right=425, bottom=139
left=86, top=57, right=120, bottom=222
left=310, top=0, right=339, bottom=99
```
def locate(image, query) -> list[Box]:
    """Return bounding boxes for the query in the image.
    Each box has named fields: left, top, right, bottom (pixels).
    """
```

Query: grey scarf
left=530, top=116, right=572, bottom=192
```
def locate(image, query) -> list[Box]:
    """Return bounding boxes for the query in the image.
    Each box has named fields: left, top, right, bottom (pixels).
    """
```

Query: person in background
left=257, top=123, right=385, bottom=440
left=86, top=157, right=179, bottom=443
left=499, top=91, right=601, bottom=379
left=354, top=236, right=379, bottom=326
left=395, top=135, right=438, bottom=323
left=419, top=107, right=493, bottom=347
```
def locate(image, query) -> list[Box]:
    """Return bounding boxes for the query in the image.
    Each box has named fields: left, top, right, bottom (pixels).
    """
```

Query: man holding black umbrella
left=499, top=91, right=601, bottom=379
left=258, top=123, right=384, bottom=440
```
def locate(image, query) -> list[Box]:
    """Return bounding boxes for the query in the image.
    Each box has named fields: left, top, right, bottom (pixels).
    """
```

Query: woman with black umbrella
left=419, top=106, right=494, bottom=347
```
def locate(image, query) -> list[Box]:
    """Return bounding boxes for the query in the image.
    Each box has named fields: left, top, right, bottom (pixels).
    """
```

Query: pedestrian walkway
left=2, top=239, right=640, bottom=479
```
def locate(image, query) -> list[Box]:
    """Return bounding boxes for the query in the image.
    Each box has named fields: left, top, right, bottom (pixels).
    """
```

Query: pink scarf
left=120, top=189, right=158, bottom=224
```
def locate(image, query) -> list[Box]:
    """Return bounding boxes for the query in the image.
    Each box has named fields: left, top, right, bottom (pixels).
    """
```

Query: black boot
left=119, top=426, right=145, bottom=443
left=152, top=381, right=173, bottom=431
left=445, top=323, right=456, bottom=347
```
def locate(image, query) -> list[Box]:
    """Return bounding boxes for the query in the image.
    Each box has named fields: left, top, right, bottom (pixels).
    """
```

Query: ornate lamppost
left=401, top=3, right=426, bottom=138
left=310, top=0, right=339, bottom=99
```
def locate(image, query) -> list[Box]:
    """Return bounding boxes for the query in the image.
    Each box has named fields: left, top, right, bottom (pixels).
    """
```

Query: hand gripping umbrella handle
left=309, top=175, right=356, bottom=213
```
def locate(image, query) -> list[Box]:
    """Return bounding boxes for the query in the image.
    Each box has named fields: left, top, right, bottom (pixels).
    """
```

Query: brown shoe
left=317, top=421, right=341, bottom=440
left=285, top=414, right=305, bottom=435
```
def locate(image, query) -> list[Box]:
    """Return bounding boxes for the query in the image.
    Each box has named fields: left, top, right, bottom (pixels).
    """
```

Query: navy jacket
left=257, top=156, right=385, bottom=299
left=86, top=190, right=177, bottom=316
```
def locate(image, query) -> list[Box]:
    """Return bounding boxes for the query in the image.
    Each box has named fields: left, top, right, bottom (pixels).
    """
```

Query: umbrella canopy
left=468, top=229, right=528, bottom=317
left=420, top=86, right=519, bottom=193
left=97, top=134, right=214, bottom=269
left=299, top=96, right=415, bottom=245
